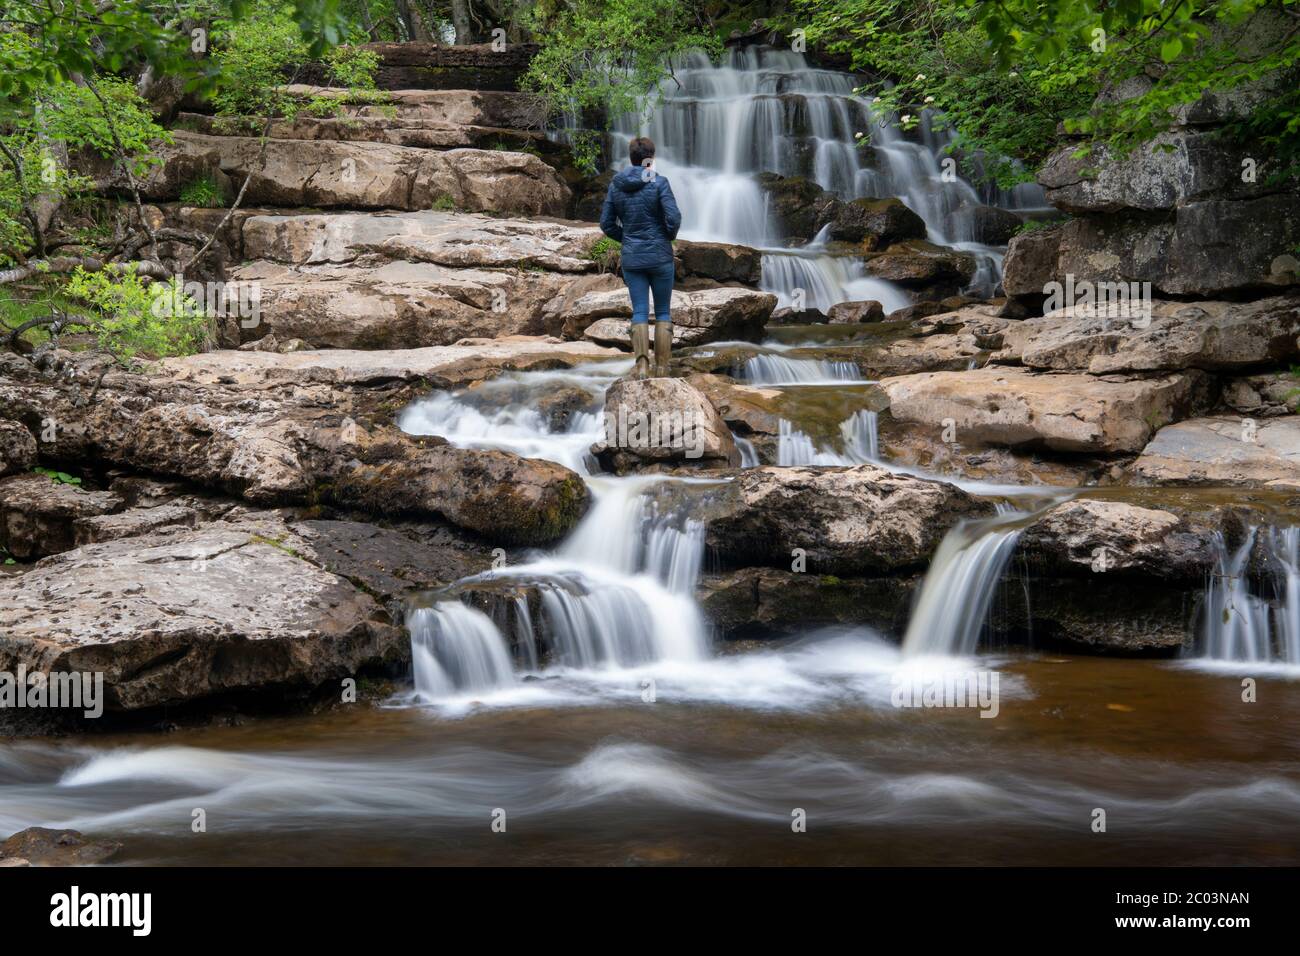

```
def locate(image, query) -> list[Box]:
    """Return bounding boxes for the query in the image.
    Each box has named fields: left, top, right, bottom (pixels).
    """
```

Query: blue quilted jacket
left=599, top=164, right=682, bottom=270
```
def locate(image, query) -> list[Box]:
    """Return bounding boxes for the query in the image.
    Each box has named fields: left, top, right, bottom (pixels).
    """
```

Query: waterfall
left=610, top=46, right=1044, bottom=306
left=901, top=509, right=1025, bottom=657
left=410, top=603, right=517, bottom=699
left=1200, top=526, right=1300, bottom=665
left=737, top=354, right=864, bottom=385
left=778, top=410, right=879, bottom=466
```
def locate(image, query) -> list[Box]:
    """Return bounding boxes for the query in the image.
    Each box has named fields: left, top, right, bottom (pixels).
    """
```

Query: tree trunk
left=451, top=0, right=473, bottom=44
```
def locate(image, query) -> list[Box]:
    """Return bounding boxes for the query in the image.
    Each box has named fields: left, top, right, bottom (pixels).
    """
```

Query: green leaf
left=1160, top=37, right=1184, bottom=63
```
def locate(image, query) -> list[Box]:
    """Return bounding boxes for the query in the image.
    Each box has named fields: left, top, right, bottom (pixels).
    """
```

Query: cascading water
left=737, top=353, right=864, bottom=385
left=901, top=508, right=1026, bottom=657
left=1199, top=526, right=1300, bottom=665
left=410, top=603, right=517, bottom=700
left=609, top=46, right=1045, bottom=308
left=778, top=409, right=879, bottom=466
left=399, top=366, right=712, bottom=701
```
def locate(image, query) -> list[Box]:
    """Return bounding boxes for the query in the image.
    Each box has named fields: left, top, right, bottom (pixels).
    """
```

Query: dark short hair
left=629, top=137, right=656, bottom=166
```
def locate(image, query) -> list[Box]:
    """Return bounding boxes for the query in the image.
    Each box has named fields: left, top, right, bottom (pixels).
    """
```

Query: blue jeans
left=623, top=262, right=674, bottom=325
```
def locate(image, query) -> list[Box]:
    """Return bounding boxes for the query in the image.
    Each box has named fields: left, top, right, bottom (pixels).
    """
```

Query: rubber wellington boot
left=630, top=323, right=651, bottom=379
left=653, top=320, right=673, bottom=377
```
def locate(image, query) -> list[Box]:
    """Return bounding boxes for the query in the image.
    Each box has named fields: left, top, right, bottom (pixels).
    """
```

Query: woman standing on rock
left=599, top=136, right=682, bottom=378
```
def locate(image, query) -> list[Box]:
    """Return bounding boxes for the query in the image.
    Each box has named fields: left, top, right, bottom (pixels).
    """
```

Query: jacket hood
left=615, top=163, right=654, bottom=192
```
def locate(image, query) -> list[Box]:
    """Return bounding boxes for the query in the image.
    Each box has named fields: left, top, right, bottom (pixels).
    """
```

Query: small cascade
left=398, top=363, right=619, bottom=474
left=737, top=354, right=864, bottom=385
left=410, top=603, right=517, bottom=699
left=1200, top=526, right=1300, bottom=665
left=734, top=435, right=760, bottom=467
left=901, top=509, right=1025, bottom=657
left=759, top=250, right=912, bottom=313
left=778, top=410, right=878, bottom=466
left=406, top=475, right=711, bottom=701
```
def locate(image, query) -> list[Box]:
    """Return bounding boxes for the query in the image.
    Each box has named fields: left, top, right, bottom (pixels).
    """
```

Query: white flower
left=915, top=73, right=926, bottom=81
left=901, top=114, right=912, bottom=124
left=924, top=96, right=935, bottom=104
left=872, top=96, right=882, bottom=104
left=1009, top=71, right=1019, bottom=78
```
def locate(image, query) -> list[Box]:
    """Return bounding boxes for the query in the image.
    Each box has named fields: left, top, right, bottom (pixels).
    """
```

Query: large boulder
left=675, top=241, right=763, bottom=284
left=574, top=287, right=776, bottom=346
left=0, top=419, right=36, bottom=476
left=826, top=197, right=927, bottom=248
left=1017, top=498, right=1218, bottom=580
left=1005, top=194, right=1300, bottom=299
left=864, top=240, right=977, bottom=288
left=827, top=299, right=885, bottom=324
left=957, top=203, right=1024, bottom=246
left=0, top=474, right=124, bottom=560
left=592, top=377, right=739, bottom=470
left=118, top=133, right=572, bottom=216
left=0, top=523, right=407, bottom=712
left=1130, top=416, right=1300, bottom=489
left=996, top=294, right=1300, bottom=373
left=226, top=259, right=572, bottom=348
left=879, top=366, right=1212, bottom=454
left=702, top=465, right=992, bottom=574
left=1037, top=131, right=1279, bottom=214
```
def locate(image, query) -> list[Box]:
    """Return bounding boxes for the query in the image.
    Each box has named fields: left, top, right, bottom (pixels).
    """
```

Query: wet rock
left=0, top=419, right=36, bottom=476
left=576, top=287, right=776, bottom=347
left=827, top=197, right=927, bottom=247
left=754, top=172, right=835, bottom=239
left=1130, top=416, right=1300, bottom=489
left=534, top=385, right=596, bottom=431
left=0, top=522, right=407, bottom=712
left=865, top=240, right=977, bottom=289
left=879, top=366, right=1213, bottom=455
left=958, top=203, right=1024, bottom=246
left=676, top=241, right=763, bottom=284
left=827, top=300, right=884, bottom=324
left=885, top=301, right=946, bottom=322
left=1018, top=499, right=1218, bottom=580
left=703, top=465, right=992, bottom=574
left=593, top=377, right=739, bottom=470
left=697, top=567, right=917, bottom=639
left=0, top=474, right=124, bottom=560
left=0, top=828, right=121, bottom=866
left=1001, top=225, right=1064, bottom=299
left=993, top=576, right=1195, bottom=655
left=996, top=294, right=1300, bottom=373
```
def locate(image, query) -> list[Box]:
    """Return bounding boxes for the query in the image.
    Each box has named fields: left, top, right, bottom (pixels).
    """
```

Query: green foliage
left=180, top=174, right=227, bottom=208
left=33, top=467, right=82, bottom=486
left=520, top=0, right=720, bottom=165
left=431, top=194, right=457, bottom=211
left=789, top=0, right=1300, bottom=182
left=586, top=235, right=622, bottom=271
left=63, top=267, right=212, bottom=360
left=790, top=0, right=1097, bottom=185
left=0, top=72, right=167, bottom=264
left=209, top=2, right=378, bottom=123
